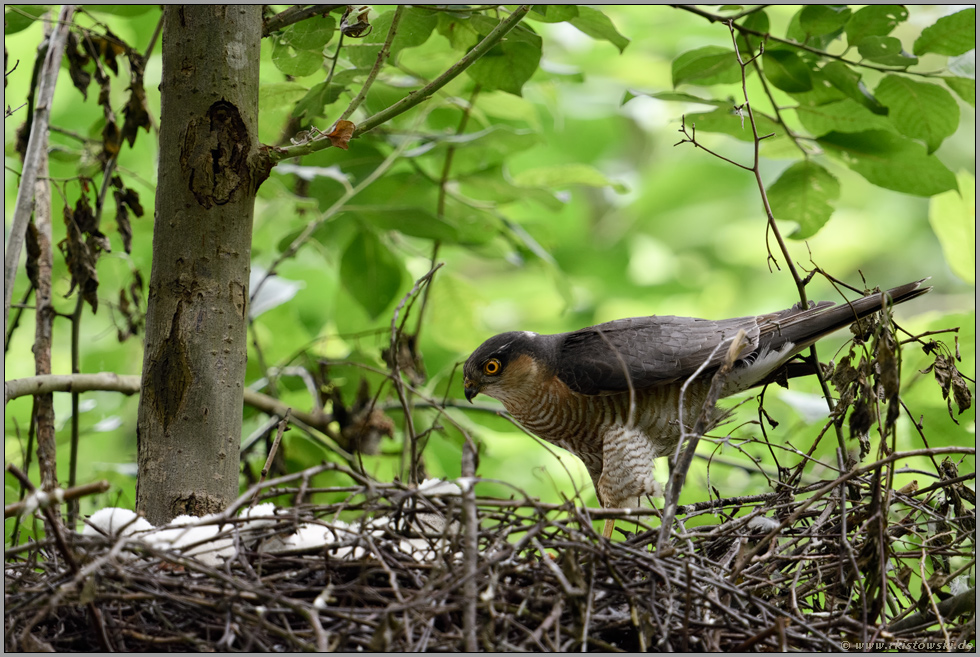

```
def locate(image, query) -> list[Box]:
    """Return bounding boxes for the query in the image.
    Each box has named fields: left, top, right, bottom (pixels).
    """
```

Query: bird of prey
left=463, top=280, right=930, bottom=538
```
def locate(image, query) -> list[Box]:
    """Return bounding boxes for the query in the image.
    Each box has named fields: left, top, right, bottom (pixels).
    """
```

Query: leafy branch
left=267, top=4, right=531, bottom=163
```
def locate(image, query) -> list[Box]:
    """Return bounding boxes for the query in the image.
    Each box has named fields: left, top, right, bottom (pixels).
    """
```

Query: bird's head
left=462, top=331, right=551, bottom=404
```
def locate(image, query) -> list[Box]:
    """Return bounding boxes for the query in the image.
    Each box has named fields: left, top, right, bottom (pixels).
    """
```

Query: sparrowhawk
left=463, top=280, right=930, bottom=537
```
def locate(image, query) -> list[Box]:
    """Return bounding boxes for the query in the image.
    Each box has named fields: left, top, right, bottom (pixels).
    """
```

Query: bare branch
left=5, top=5, right=75, bottom=329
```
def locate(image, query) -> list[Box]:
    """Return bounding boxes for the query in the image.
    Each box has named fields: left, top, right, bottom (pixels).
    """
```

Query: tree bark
left=136, top=5, right=263, bottom=524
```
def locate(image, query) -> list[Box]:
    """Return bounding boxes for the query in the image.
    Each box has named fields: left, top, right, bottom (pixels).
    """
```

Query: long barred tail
left=777, top=279, right=931, bottom=350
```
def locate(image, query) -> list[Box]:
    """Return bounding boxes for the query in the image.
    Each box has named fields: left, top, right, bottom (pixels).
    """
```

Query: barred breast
left=493, top=374, right=710, bottom=487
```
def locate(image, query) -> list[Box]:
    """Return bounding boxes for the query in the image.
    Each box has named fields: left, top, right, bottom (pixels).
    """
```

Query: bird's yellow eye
left=483, top=358, right=502, bottom=376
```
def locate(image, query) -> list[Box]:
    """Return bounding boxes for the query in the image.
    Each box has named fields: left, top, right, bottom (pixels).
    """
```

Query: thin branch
left=389, top=263, right=444, bottom=484
left=4, top=372, right=343, bottom=445
left=5, top=5, right=75, bottom=330
left=726, top=21, right=849, bottom=453
left=339, top=5, right=405, bottom=122
left=32, top=134, right=58, bottom=497
left=5, top=478, right=111, bottom=518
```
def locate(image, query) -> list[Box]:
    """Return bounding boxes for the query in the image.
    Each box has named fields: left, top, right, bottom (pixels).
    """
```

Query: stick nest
left=5, top=459, right=975, bottom=652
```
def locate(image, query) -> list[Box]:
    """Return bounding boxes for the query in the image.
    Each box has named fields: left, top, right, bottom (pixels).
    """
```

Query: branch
left=268, top=5, right=531, bottom=163
left=5, top=5, right=75, bottom=330
left=4, top=372, right=342, bottom=443
left=677, top=5, right=948, bottom=78
left=262, top=5, right=345, bottom=37
left=5, top=478, right=111, bottom=518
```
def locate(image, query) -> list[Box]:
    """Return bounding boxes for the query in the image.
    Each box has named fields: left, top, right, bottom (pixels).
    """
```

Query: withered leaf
left=122, top=187, right=144, bottom=217
left=875, top=330, right=900, bottom=399
left=121, top=61, right=151, bottom=147
left=103, top=114, right=122, bottom=157
left=65, top=32, right=92, bottom=98
left=73, top=191, right=97, bottom=234
left=114, top=189, right=132, bottom=253
left=950, top=367, right=972, bottom=416
left=830, top=352, right=859, bottom=394
left=849, top=398, right=872, bottom=441
left=327, top=120, right=355, bottom=150
left=60, top=205, right=100, bottom=312
left=25, top=221, right=41, bottom=288
left=341, top=5, right=373, bottom=38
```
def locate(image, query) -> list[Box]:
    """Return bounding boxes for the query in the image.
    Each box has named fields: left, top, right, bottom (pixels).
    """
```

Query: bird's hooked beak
left=463, top=378, right=480, bottom=403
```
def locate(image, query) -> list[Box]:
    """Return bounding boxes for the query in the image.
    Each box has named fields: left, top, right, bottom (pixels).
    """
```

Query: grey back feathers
left=554, top=279, right=929, bottom=396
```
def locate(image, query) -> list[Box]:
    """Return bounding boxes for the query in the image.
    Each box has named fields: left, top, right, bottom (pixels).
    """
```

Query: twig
left=4, top=371, right=344, bottom=445
left=252, top=411, right=291, bottom=505
left=388, top=263, right=444, bottom=483
left=339, top=5, right=404, bottom=122
left=659, top=330, right=749, bottom=551
left=31, top=135, right=57, bottom=496
left=4, top=478, right=111, bottom=518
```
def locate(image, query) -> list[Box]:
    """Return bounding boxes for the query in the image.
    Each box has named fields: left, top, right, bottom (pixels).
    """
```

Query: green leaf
left=511, top=163, right=628, bottom=193
left=436, top=12, right=480, bottom=50
left=876, top=75, right=959, bottom=153
left=457, top=165, right=564, bottom=211
left=4, top=5, right=49, bottom=34
left=856, top=36, right=918, bottom=67
left=820, top=61, right=887, bottom=115
left=818, top=130, right=957, bottom=197
left=259, top=82, right=309, bottom=112
left=799, top=5, right=851, bottom=37
left=767, top=160, right=841, bottom=239
left=796, top=99, right=894, bottom=137
left=271, top=40, right=324, bottom=77
left=291, top=81, right=348, bottom=119
left=844, top=5, right=908, bottom=44
left=528, top=5, right=578, bottom=23
left=944, top=77, right=975, bottom=107
left=685, top=108, right=782, bottom=142
left=914, top=8, right=975, bottom=56
left=466, top=21, right=542, bottom=96
left=929, top=171, right=975, bottom=284
left=279, top=14, right=335, bottom=51
left=672, top=46, right=741, bottom=87
left=568, top=6, right=629, bottom=54
left=785, top=7, right=838, bottom=50
left=639, top=91, right=736, bottom=108
left=389, top=7, right=438, bottom=57
left=349, top=206, right=460, bottom=242
left=340, top=229, right=403, bottom=320
left=762, top=50, right=812, bottom=93
left=349, top=8, right=438, bottom=68
left=785, top=66, right=847, bottom=107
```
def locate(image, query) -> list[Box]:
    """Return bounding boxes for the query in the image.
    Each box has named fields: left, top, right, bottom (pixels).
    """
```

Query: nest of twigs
left=4, top=458, right=975, bottom=652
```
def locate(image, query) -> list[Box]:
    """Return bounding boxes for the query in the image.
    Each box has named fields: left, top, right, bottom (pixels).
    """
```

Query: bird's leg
left=597, top=426, right=658, bottom=539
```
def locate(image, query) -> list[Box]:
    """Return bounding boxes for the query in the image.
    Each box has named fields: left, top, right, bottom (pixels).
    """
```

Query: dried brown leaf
left=327, top=120, right=355, bottom=150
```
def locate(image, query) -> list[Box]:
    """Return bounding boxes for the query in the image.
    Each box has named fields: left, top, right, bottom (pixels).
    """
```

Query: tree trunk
left=136, top=5, right=263, bottom=524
